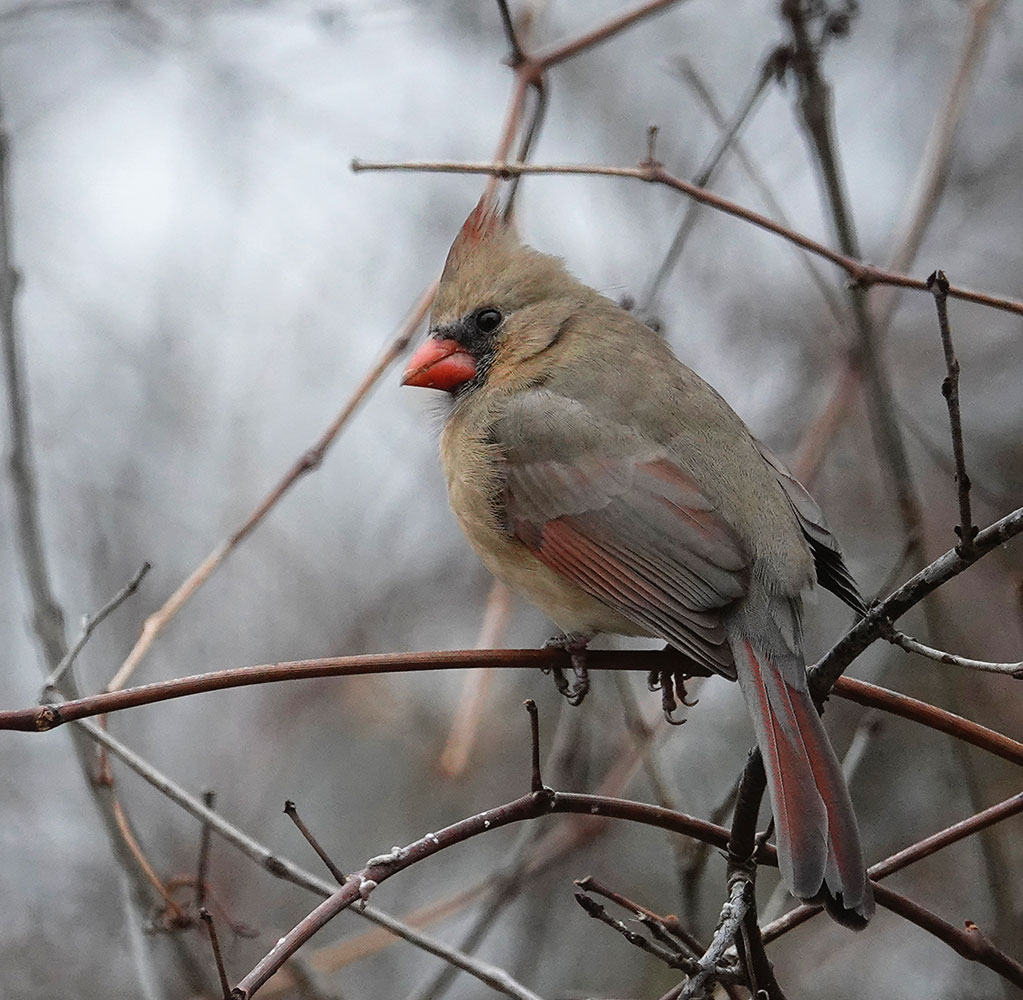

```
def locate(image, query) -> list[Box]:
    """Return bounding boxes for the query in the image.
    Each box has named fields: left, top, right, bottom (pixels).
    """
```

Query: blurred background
left=1, top=1, right=1021, bottom=997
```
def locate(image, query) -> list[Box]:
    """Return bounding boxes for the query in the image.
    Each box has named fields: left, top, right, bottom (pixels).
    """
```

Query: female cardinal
left=402, top=199, right=873, bottom=925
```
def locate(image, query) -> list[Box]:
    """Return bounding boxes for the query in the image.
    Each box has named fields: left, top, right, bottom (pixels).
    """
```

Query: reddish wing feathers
left=505, top=452, right=749, bottom=676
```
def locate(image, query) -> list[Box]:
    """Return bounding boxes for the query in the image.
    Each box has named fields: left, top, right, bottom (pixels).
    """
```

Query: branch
left=928, top=269, right=978, bottom=554
left=6, top=654, right=1023, bottom=771
left=349, top=158, right=1023, bottom=317
left=810, top=504, right=1023, bottom=694
left=782, top=0, right=924, bottom=554
left=74, top=715, right=552, bottom=1000
left=43, top=562, right=150, bottom=689
left=886, top=628, right=1023, bottom=679
left=834, top=676, right=1023, bottom=766
left=642, top=50, right=777, bottom=311
left=676, top=877, right=749, bottom=999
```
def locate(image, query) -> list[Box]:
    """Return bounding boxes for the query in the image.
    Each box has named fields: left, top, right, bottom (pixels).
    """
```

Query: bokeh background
left=1, top=1, right=1022, bottom=998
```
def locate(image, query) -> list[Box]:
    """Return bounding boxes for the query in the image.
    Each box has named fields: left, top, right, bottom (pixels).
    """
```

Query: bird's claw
left=647, top=668, right=695, bottom=725
left=543, top=633, right=591, bottom=705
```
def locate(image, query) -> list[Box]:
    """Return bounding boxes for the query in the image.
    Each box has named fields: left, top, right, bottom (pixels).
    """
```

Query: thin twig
left=195, top=789, right=216, bottom=909
left=810, top=504, right=1023, bottom=695
left=530, top=0, right=687, bottom=69
left=642, top=52, right=777, bottom=312
left=43, top=562, right=150, bottom=690
left=349, top=158, right=1023, bottom=317
left=575, top=875, right=705, bottom=958
left=572, top=892, right=718, bottom=978
left=525, top=698, right=544, bottom=792
left=886, top=628, right=1023, bottom=678
left=284, top=800, right=348, bottom=885
left=676, top=56, right=849, bottom=333
left=928, top=269, right=978, bottom=555
left=200, top=908, right=232, bottom=1000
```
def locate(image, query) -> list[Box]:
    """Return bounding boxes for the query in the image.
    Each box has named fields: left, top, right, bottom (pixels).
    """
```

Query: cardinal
left=402, top=198, right=873, bottom=925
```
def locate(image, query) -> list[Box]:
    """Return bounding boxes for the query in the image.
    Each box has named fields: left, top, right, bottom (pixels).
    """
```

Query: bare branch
left=643, top=51, right=777, bottom=311
left=349, top=158, right=1023, bottom=318
left=572, top=892, right=719, bottom=978
left=676, top=877, right=749, bottom=1000
left=72, top=716, right=553, bottom=1000
left=928, top=269, right=978, bottom=554
left=810, top=504, right=1023, bottom=694
left=42, top=562, right=150, bottom=690
left=886, top=627, right=1023, bottom=678
left=200, top=909, right=232, bottom=1000
left=284, top=801, right=348, bottom=885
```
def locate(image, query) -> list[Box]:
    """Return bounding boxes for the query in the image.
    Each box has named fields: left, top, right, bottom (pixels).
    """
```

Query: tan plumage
left=404, top=200, right=873, bottom=925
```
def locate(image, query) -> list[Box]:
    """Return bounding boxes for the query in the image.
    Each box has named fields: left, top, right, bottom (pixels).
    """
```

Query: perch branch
left=349, top=158, right=1023, bottom=317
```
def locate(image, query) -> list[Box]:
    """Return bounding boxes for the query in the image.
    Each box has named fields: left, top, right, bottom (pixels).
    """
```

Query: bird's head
left=402, top=198, right=585, bottom=397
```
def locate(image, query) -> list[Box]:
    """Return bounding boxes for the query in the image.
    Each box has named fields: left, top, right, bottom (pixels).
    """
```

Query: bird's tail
left=733, top=637, right=874, bottom=927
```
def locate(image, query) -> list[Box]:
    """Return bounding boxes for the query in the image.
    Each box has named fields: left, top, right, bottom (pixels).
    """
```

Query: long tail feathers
left=735, top=640, right=874, bottom=927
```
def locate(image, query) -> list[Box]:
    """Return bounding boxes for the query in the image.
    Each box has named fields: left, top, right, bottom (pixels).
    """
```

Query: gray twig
left=677, top=878, right=750, bottom=999
left=42, top=561, right=150, bottom=691
left=887, top=627, right=1023, bottom=678
left=642, top=51, right=776, bottom=313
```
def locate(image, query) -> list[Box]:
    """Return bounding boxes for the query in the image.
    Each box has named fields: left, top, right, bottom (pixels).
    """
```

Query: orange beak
left=401, top=337, right=477, bottom=392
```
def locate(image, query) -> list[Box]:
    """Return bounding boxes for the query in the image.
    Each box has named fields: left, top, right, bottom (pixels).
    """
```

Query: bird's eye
left=474, top=308, right=502, bottom=335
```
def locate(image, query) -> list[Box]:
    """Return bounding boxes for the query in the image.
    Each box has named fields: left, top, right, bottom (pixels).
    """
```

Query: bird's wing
left=498, top=389, right=749, bottom=677
left=754, top=441, right=866, bottom=616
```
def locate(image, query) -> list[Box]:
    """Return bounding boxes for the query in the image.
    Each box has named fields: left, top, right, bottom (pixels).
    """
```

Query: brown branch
left=2, top=649, right=698, bottom=732
left=872, top=886, right=1023, bottom=988
left=831, top=676, right=1023, bottom=766
left=232, top=789, right=732, bottom=998
left=928, top=269, right=978, bottom=555
left=200, top=909, right=232, bottom=1000
left=349, top=158, right=1023, bottom=318
left=6, top=654, right=1023, bottom=771
left=530, top=0, right=687, bottom=69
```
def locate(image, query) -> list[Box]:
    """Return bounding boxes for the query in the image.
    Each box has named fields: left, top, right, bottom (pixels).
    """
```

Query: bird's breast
left=439, top=409, right=649, bottom=639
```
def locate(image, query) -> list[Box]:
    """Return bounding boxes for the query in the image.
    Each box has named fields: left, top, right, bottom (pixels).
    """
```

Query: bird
left=401, top=197, right=873, bottom=926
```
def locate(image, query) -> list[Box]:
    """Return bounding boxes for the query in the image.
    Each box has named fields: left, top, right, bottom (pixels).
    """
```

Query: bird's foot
left=542, top=632, right=591, bottom=706
left=647, top=661, right=697, bottom=725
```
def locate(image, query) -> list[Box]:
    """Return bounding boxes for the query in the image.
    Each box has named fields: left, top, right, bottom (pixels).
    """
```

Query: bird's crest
left=452, top=194, right=505, bottom=253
